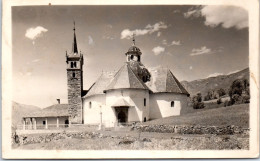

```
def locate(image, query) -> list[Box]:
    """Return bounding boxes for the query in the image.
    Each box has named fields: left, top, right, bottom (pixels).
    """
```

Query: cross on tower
left=132, top=33, right=135, bottom=46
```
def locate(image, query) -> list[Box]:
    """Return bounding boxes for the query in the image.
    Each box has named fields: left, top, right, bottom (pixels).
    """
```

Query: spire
left=132, top=33, right=135, bottom=46
left=72, top=21, right=78, bottom=54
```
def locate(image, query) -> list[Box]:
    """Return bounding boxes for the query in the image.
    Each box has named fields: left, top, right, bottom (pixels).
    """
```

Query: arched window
left=72, top=72, right=75, bottom=78
left=130, top=55, right=134, bottom=60
left=144, top=98, right=146, bottom=106
left=171, top=101, right=175, bottom=107
left=89, top=102, right=92, bottom=109
left=74, top=62, right=77, bottom=68
left=70, top=62, right=73, bottom=68
left=137, top=55, right=140, bottom=62
left=144, top=117, right=147, bottom=122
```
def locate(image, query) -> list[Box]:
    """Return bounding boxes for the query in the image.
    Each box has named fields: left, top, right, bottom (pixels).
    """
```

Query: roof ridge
left=167, top=69, right=182, bottom=93
left=168, top=69, right=189, bottom=94
left=126, top=64, right=149, bottom=90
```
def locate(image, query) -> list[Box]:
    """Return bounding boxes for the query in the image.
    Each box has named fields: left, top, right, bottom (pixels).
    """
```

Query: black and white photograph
left=2, top=0, right=259, bottom=159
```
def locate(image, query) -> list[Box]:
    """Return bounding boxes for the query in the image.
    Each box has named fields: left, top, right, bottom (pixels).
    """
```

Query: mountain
left=12, top=101, right=41, bottom=127
left=181, top=68, right=249, bottom=97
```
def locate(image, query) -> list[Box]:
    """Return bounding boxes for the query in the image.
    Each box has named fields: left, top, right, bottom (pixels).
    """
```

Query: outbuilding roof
left=23, top=104, right=69, bottom=118
left=146, top=66, right=189, bottom=95
left=105, top=63, right=149, bottom=91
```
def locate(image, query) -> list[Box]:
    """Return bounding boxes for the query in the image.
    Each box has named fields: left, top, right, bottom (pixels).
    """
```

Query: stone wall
left=67, top=70, right=83, bottom=124
left=131, top=124, right=249, bottom=135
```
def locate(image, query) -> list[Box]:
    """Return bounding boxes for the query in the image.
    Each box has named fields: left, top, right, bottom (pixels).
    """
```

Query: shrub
left=224, top=100, right=229, bottom=107
left=192, top=93, right=205, bottom=109
left=217, top=98, right=222, bottom=104
left=193, top=102, right=205, bottom=109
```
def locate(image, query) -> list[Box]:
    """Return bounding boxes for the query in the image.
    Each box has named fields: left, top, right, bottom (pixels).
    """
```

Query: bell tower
left=66, top=22, right=84, bottom=124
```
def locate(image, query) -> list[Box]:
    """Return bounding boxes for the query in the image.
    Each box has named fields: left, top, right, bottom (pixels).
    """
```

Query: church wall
left=149, top=93, right=188, bottom=119
left=106, top=89, right=149, bottom=124
left=83, top=95, right=106, bottom=125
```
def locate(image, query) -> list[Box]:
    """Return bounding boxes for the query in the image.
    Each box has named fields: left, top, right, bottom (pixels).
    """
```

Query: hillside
left=181, top=68, right=249, bottom=97
left=12, top=101, right=41, bottom=127
left=145, top=104, right=249, bottom=128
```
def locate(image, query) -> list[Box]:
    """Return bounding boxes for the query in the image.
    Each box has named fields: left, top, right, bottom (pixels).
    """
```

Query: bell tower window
left=72, top=72, right=75, bottom=78
left=130, top=55, right=134, bottom=60
left=74, top=62, right=77, bottom=68
left=70, top=62, right=73, bottom=68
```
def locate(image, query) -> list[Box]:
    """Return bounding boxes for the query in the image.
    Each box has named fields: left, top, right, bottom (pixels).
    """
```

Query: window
left=137, top=55, right=140, bottom=61
left=72, top=72, right=76, bottom=78
left=144, top=117, right=147, bottom=122
left=74, top=62, right=77, bottom=68
left=43, top=121, right=46, bottom=125
left=89, top=102, right=92, bottom=109
left=70, top=62, right=73, bottom=68
left=171, top=101, right=175, bottom=107
left=130, top=55, right=134, bottom=60
left=144, top=98, right=146, bottom=106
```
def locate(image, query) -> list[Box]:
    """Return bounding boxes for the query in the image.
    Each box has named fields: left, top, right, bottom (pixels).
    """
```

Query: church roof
left=146, top=66, right=189, bottom=95
left=23, top=104, right=69, bottom=118
left=105, top=63, right=149, bottom=91
left=83, top=71, right=116, bottom=98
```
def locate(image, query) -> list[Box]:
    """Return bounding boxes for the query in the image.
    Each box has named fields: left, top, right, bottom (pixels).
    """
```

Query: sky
left=12, top=5, right=249, bottom=108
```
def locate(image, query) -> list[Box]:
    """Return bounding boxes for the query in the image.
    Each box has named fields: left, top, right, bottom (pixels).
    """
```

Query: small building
left=22, top=104, right=69, bottom=130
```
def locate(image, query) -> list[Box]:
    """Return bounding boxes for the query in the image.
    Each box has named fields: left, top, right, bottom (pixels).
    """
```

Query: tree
left=192, top=93, right=205, bottom=109
left=229, top=78, right=250, bottom=105
left=217, top=88, right=226, bottom=97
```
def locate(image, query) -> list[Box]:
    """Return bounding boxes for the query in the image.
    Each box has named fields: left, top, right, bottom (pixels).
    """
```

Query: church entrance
left=114, top=107, right=129, bottom=123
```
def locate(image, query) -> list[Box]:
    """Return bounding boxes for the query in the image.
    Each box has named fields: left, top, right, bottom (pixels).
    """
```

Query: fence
left=16, top=124, right=69, bottom=130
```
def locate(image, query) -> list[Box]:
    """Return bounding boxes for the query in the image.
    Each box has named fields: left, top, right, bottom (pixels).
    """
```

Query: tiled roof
left=84, top=71, right=116, bottom=98
left=146, top=66, right=189, bottom=95
left=23, top=104, right=69, bottom=118
left=105, top=63, right=149, bottom=91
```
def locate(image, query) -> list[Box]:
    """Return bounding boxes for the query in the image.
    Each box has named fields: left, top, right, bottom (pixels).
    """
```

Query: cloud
left=152, top=46, right=165, bottom=55
left=107, top=24, right=113, bottom=28
left=102, top=35, right=114, bottom=40
left=184, top=6, right=248, bottom=30
left=88, top=36, right=94, bottom=45
left=162, top=40, right=182, bottom=46
left=207, top=72, right=223, bottom=78
left=25, top=26, right=48, bottom=41
left=157, top=32, right=161, bottom=37
left=189, top=66, right=193, bottom=70
left=121, top=22, right=167, bottom=39
left=171, top=40, right=181, bottom=46
left=184, top=6, right=202, bottom=18
left=190, top=46, right=212, bottom=56
left=162, top=40, right=167, bottom=45
left=32, top=59, right=40, bottom=63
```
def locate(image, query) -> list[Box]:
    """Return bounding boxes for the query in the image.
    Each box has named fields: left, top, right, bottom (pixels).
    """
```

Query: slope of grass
left=145, top=104, right=249, bottom=128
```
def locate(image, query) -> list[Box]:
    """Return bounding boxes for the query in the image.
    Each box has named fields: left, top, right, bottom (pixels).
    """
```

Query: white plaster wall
left=105, top=89, right=150, bottom=125
left=83, top=95, right=106, bottom=124
left=149, top=93, right=188, bottom=119
left=34, top=116, right=69, bottom=129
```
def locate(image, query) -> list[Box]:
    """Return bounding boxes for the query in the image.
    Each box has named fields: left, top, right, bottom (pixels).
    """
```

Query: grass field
left=146, top=104, right=249, bottom=127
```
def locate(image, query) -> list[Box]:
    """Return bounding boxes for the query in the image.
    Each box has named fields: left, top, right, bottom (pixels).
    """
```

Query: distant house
left=22, top=104, right=69, bottom=130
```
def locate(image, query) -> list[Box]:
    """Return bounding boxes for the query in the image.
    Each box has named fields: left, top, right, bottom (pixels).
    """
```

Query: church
left=66, top=24, right=190, bottom=127
left=22, top=24, right=190, bottom=129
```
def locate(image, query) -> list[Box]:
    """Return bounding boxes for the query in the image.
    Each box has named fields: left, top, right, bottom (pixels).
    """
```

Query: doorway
left=115, top=107, right=129, bottom=123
